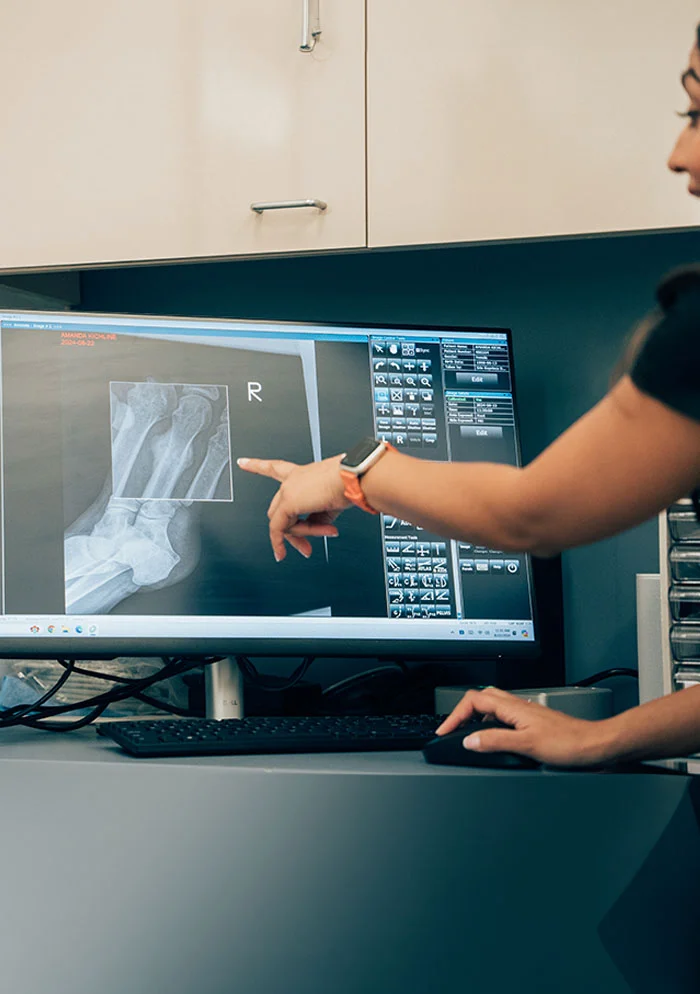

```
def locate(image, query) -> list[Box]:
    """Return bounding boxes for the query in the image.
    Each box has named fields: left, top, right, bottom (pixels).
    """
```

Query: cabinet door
left=368, top=1, right=700, bottom=247
left=0, top=0, right=365, bottom=270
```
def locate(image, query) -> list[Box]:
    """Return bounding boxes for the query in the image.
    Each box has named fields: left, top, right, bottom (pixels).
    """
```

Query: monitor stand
left=204, top=657, right=244, bottom=720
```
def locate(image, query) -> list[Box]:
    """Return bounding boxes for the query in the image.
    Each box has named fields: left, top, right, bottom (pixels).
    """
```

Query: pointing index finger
left=237, top=457, right=297, bottom=483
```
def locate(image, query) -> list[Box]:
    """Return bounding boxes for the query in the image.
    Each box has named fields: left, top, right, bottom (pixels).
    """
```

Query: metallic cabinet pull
left=250, top=199, right=327, bottom=213
left=300, top=0, right=321, bottom=52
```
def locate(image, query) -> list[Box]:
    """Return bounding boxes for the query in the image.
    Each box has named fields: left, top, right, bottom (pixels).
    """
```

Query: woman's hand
left=237, top=454, right=350, bottom=561
left=435, top=686, right=619, bottom=767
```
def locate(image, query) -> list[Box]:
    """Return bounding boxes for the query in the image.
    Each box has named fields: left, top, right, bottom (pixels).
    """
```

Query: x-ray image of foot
left=63, top=377, right=234, bottom=614
left=111, top=380, right=233, bottom=501
left=64, top=484, right=201, bottom=615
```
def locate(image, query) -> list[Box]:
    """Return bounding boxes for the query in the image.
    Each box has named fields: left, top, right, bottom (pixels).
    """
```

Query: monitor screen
left=0, top=309, right=540, bottom=659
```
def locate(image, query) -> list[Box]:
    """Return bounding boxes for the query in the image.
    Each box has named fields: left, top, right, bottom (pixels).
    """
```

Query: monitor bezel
left=0, top=308, right=548, bottom=664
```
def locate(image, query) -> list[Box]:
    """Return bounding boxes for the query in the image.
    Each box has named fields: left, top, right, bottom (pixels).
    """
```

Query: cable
left=31, top=657, right=183, bottom=717
left=0, top=655, right=217, bottom=730
left=573, top=668, right=639, bottom=687
left=59, top=661, right=196, bottom=716
left=236, top=654, right=314, bottom=691
left=132, top=692, right=195, bottom=717
left=236, top=655, right=315, bottom=692
left=322, top=664, right=408, bottom=699
left=40, top=656, right=206, bottom=717
left=66, top=664, right=134, bottom=685
left=21, top=703, right=111, bottom=732
left=0, top=658, right=77, bottom=724
left=0, top=673, right=154, bottom=728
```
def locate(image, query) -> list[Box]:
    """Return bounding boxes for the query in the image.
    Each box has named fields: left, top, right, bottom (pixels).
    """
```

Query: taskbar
left=0, top=616, right=535, bottom=643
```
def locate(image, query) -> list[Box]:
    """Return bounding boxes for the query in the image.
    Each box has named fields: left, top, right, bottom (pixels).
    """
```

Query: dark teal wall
left=81, top=229, right=700, bottom=690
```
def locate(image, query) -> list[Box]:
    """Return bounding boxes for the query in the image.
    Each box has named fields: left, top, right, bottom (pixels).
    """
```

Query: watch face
left=343, top=437, right=380, bottom=469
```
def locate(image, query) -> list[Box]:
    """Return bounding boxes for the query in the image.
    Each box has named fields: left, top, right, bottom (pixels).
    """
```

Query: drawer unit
left=669, top=545, right=700, bottom=582
left=674, top=665, right=700, bottom=689
left=668, top=585, right=700, bottom=622
left=667, top=506, right=700, bottom=543
left=657, top=500, right=700, bottom=694
left=670, top=624, right=700, bottom=662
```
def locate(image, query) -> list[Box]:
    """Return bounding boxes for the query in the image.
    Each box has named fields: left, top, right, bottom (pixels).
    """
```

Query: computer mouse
left=422, top=720, right=540, bottom=769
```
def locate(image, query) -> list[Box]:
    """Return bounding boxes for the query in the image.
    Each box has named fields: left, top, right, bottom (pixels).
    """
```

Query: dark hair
left=614, top=23, right=700, bottom=384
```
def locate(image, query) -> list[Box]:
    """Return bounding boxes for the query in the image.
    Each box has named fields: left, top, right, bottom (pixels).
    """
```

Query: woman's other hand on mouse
left=435, top=687, right=618, bottom=767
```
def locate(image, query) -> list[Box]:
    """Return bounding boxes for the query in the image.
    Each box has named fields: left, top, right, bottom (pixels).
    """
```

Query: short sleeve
left=630, top=266, right=700, bottom=424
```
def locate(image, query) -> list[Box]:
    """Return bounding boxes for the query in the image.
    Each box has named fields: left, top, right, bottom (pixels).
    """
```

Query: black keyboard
left=100, top=714, right=446, bottom=758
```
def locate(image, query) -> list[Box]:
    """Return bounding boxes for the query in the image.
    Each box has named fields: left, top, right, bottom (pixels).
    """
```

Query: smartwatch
left=339, top=437, right=395, bottom=514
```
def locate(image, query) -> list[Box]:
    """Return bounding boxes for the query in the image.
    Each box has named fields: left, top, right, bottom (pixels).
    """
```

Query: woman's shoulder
left=632, top=265, right=700, bottom=424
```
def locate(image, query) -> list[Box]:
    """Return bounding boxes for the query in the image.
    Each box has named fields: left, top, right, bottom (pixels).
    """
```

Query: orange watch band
left=340, top=442, right=396, bottom=514
left=340, top=470, right=379, bottom=514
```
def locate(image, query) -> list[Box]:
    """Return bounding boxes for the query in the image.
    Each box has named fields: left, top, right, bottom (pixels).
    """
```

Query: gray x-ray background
left=1, top=326, right=336, bottom=618
left=62, top=331, right=331, bottom=617
left=64, top=378, right=236, bottom=615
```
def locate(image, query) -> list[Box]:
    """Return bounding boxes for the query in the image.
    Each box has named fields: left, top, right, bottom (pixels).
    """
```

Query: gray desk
left=0, top=728, right=697, bottom=994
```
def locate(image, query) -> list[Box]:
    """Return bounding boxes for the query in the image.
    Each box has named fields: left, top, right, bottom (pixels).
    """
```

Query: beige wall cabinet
left=367, top=1, right=700, bottom=248
left=2, top=1, right=699, bottom=270
left=0, top=0, right=366, bottom=270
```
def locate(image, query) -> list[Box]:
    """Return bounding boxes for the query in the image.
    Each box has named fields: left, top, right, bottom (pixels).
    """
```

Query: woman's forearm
left=360, top=453, right=544, bottom=551
left=600, top=685, right=700, bottom=762
left=361, top=377, right=700, bottom=555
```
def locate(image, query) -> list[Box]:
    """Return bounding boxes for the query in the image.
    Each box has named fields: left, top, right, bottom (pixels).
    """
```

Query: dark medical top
left=630, top=265, right=700, bottom=423
left=630, top=265, right=700, bottom=517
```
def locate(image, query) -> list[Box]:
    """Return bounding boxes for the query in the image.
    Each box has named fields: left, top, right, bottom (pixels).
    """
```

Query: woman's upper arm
left=518, top=375, right=700, bottom=553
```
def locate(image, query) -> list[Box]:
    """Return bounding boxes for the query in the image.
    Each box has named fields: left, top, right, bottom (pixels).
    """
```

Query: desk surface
left=0, top=723, right=590, bottom=773
left=0, top=726, right=697, bottom=994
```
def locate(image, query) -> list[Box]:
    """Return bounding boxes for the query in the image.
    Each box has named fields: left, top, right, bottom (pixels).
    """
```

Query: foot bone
left=112, top=382, right=178, bottom=497
left=185, top=420, right=231, bottom=499
left=142, top=393, right=213, bottom=499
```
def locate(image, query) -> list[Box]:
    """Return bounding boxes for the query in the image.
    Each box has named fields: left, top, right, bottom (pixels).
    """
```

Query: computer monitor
left=0, top=308, right=557, bottom=673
